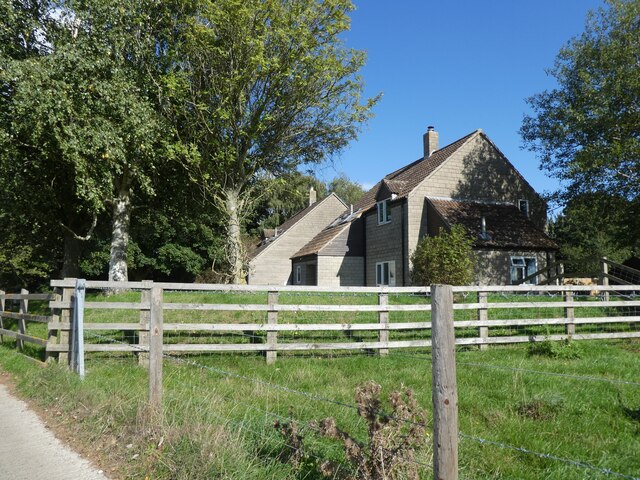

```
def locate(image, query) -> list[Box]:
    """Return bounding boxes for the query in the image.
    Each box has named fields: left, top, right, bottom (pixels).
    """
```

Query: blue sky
left=317, top=0, right=605, bottom=208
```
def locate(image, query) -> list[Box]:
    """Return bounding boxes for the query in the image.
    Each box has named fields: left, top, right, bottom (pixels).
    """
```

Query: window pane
left=511, top=257, right=525, bottom=266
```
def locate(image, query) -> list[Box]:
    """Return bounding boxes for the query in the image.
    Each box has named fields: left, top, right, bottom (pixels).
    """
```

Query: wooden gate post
left=266, top=291, right=278, bottom=365
left=138, top=281, right=153, bottom=367
left=59, top=279, right=75, bottom=366
left=431, top=284, right=458, bottom=480
left=378, top=292, right=389, bottom=356
left=17, top=288, right=29, bottom=351
left=149, top=286, right=164, bottom=412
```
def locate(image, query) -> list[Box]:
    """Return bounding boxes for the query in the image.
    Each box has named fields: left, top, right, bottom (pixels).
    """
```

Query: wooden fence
left=0, top=289, right=53, bottom=358
left=37, top=280, right=640, bottom=365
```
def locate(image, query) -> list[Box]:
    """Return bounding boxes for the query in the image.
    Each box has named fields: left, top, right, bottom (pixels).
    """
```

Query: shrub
left=528, top=339, right=582, bottom=359
left=410, top=225, right=475, bottom=286
left=316, top=381, right=428, bottom=480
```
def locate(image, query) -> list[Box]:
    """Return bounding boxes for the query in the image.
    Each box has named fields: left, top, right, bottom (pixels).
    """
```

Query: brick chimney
left=423, top=125, right=439, bottom=159
left=309, top=186, right=317, bottom=206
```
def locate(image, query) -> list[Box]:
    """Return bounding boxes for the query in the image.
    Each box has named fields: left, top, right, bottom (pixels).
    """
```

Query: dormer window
left=377, top=199, right=391, bottom=225
left=518, top=199, right=530, bottom=217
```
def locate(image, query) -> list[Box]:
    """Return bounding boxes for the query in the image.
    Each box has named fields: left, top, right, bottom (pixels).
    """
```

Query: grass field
left=1, top=289, right=639, bottom=478
left=0, top=335, right=639, bottom=479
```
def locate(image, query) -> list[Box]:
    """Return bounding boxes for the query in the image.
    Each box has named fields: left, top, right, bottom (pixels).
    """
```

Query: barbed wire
left=459, top=432, right=640, bottom=480
left=82, top=331, right=637, bottom=478
left=458, top=361, right=640, bottom=387
left=86, top=330, right=432, bottom=471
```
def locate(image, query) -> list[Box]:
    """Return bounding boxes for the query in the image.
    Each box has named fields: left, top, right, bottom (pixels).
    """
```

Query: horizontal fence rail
left=0, top=289, right=53, bottom=358
left=36, top=280, right=640, bottom=363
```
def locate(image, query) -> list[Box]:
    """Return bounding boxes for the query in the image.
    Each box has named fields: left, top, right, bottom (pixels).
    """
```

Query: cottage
left=254, top=126, right=557, bottom=286
left=247, top=190, right=347, bottom=285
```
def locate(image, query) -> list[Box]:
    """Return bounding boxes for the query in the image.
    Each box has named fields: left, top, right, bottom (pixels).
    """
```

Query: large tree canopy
left=169, top=0, right=378, bottom=283
left=0, top=1, right=169, bottom=280
left=521, top=0, right=640, bottom=202
left=550, top=193, right=638, bottom=275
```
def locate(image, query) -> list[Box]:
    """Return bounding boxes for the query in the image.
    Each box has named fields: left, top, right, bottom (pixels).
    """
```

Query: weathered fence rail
left=0, top=289, right=53, bottom=357
left=2, top=280, right=638, bottom=362
left=37, top=280, right=640, bottom=363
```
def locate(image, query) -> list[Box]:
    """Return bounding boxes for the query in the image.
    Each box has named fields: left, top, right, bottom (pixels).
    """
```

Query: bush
left=410, top=225, right=475, bottom=286
left=528, top=339, right=582, bottom=359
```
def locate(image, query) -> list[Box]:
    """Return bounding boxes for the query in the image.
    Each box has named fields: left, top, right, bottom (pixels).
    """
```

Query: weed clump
left=528, top=339, right=581, bottom=359
left=317, top=381, right=428, bottom=480
left=516, top=395, right=564, bottom=421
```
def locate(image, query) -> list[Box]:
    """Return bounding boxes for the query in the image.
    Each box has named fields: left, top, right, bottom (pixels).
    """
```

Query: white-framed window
left=518, top=199, right=530, bottom=217
left=295, top=265, right=302, bottom=285
left=376, top=261, right=396, bottom=286
left=510, top=256, right=537, bottom=284
left=377, top=199, right=391, bottom=225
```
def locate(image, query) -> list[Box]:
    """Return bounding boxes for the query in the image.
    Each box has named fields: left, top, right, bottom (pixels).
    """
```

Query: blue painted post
left=72, top=279, right=86, bottom=379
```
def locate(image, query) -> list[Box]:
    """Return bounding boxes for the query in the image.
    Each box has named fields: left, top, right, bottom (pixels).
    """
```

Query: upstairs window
left=518, top=199, right=530, bottom=217
left=377, top=199, right=391, bottom=225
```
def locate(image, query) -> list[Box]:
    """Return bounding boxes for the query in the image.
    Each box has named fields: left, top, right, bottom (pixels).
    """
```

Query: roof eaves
left=249, top=193, right=345, bottom=261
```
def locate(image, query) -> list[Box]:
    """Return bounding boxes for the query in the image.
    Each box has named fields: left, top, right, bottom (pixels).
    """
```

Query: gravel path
left=0, top=383, right=109, bottom=480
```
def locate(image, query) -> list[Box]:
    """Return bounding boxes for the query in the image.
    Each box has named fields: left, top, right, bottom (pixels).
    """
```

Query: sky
left=317, top=0, right=606, bottom=208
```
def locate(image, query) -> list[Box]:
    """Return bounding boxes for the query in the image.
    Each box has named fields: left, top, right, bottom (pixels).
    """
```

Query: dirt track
left=0, top=383, right=109, bottom=480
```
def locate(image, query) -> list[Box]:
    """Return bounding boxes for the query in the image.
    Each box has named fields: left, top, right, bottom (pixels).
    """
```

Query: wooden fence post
left=149, top=286, right=164, bottom=412
left=600, top=257, right=610, bottom=302
left=138, top=281, right=152, bottom=367
left=565, top=290, right=575, bottom=336
left=58, top=279, right=75, bottom=366
left=431, top=284, right=459, bottom=480
left=378, top=292, right=389, bottom=356
left=266, top=291, right=278, bottom=365
left=557, top=263, right=565, bottom=286
left=0, top=289, right=5, bottom=343
left=478, top=291, right=488, bottom=351
left=17, top=288, right=28, bottom=351
left=46, top=288, right=61, bottom=363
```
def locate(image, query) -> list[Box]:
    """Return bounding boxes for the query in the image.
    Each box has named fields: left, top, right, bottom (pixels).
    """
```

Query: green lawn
left=0, top=336, right=638, bottom=479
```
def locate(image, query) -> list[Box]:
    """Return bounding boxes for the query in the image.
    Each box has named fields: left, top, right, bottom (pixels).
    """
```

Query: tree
left=168, top=0, right=378, bottom=283
left=0, top=1, right=169, bottom=281
left=410, top=225, right=475, bottom=286
left=521, top=0, right=640, bottom=202
left=550, top=193, right=637, bottom=276
left=249, top=172, right=327, bottom=234
left=327, top=173, right=365, bottom=206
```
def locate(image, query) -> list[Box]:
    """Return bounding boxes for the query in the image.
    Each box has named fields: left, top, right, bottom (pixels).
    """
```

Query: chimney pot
left=309, top=186, right=317, bottom=206
left=423, top=126, right=439, bottom=159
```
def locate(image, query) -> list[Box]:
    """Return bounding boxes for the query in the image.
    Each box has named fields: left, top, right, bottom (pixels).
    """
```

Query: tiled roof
left=249, top=193, right=346, bottom=260
left=353, top=130, right=480, bottom=212
left=428, top=198, right=557, bottom=250
left=291, top=222, right=350, bottom=258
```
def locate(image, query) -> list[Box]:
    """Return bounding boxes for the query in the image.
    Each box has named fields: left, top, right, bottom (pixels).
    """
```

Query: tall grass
left=0, top=338, right=639, bottom=479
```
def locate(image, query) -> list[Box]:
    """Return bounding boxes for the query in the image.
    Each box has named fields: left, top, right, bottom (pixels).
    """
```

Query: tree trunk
left=223, top=187, right=245, bottom=284
left=108, top=173, right=132, bottom=284
left=61, top=231, right=82, bottom=279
